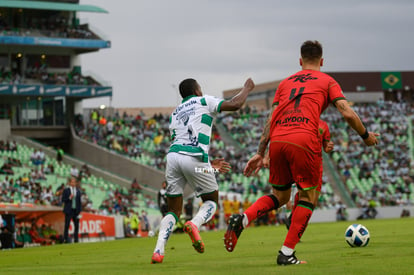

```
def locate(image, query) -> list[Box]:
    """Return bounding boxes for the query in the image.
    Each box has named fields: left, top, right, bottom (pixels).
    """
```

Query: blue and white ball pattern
left=345, top=224, right=370, bottom=247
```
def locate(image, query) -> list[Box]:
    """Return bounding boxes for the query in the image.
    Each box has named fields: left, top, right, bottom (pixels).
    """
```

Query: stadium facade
left=0, top=0, right=112, bottom=136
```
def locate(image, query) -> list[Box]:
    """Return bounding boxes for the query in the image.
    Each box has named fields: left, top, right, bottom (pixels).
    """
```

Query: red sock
left=244, top=195, right=279, bottom=224
left=283, top=200, right=314, bottom=249
left=292, top=192, right=299, bottom=212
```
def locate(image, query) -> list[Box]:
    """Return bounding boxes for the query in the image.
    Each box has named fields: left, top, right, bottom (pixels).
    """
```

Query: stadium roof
left=0, top=0, right=108, bottom=13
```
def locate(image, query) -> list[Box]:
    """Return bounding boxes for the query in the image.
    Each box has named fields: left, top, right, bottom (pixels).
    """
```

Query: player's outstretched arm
left=256, top=104, right=277, bottom=157
left=244, top=154, right=264, bottom=177
left=335, top=99, right=379, bottom=146
left=244, top=104, right=277, bottom=176
left=220, top=78, right=255, bottom=111
left=211, top=158, right=231, bottom=173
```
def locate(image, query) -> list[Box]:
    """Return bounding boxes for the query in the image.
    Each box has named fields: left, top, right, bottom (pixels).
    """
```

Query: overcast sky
left=79, top=0, right=414, bottom=108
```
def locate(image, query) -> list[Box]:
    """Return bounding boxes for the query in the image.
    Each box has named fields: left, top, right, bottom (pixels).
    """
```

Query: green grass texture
left=1, top=218, right=413, bottom=275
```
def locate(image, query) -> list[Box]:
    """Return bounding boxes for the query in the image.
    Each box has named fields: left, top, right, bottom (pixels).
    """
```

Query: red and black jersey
left=270, top=70, right=344, bottom=153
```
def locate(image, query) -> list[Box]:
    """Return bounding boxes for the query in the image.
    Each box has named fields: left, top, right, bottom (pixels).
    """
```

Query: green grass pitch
left=1, top=218, right=413, bottom=274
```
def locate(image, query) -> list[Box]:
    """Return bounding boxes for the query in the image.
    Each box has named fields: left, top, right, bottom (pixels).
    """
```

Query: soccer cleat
left=224, top=214, right=244, bottom=252
left=151, top=252, right=164, bottom=264
left=276, top=250, right=307, bottom=265
left=184, top=221, right=205, bottom=253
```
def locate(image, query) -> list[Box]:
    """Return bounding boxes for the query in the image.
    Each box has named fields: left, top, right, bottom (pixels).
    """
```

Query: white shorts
left=165, top=152, right=218, bottom=197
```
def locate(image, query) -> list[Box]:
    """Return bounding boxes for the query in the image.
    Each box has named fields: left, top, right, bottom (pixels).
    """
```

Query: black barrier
left=1, top=214, right=15, bottom=233
left=0, top=214, right=15, bottom=249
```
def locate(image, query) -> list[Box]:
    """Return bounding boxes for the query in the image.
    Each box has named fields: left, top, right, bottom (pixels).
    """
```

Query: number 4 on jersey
left=289, top=87, right=305, bottom=109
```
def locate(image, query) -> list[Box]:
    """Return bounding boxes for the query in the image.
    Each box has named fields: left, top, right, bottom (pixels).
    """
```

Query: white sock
left=153, top=213, right=177, bottom=255
left=191, top=200, right=217, bottom=229
left=242, top=213, right=249, bottom=228
left=281, top=245, right=294, bottom=256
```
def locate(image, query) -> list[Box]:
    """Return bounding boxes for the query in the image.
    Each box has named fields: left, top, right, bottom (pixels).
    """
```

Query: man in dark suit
left=62, top=176, right=81, bottom=243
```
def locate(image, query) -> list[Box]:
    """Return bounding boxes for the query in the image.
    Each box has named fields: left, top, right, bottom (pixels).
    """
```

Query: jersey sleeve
left=323, top=126, right=331, bottom=141
left=272, top=88, right=280, bottom=106
left=327, top=78, right=346, bottom=104
left=204, top=95, right=224, bottom=114
left=321, top=120, right=331, bottom=141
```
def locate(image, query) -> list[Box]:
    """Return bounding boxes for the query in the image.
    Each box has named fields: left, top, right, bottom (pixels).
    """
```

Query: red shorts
left=269, top=141, right=322, bottom=190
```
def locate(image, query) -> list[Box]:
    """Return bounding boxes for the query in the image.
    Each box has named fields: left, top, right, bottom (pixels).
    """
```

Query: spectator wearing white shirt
left=70, top=165, right=79, bottom=179
left=106, top=120, right=114, bottom=135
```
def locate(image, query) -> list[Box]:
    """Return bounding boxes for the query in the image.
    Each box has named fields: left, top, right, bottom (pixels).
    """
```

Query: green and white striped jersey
left=168, top=95, right=224, bottom=163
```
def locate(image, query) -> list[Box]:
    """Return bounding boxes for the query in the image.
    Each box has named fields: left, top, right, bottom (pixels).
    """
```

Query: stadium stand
left=74, top=111, right=170, bottom=171
left=74, top=107, right=338, bottom=210
left=0, top=1, right=170, bottom=245
left=81, top=99, right=414, bottom=212
left=0, top=140, right=158, bottom=218
left=321, top=101, right=414, bottom=207
left=0, top=3, right=99, bottom=39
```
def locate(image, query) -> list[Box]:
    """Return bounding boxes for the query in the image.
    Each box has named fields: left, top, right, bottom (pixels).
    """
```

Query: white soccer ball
left=148, top=230, right=155, bottom=237
left=345, top=224, right=370, bottom=247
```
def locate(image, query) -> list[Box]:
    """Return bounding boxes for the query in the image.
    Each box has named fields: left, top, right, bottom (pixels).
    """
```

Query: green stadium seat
left=346, top=179, right=354, bottom=190
left=45, top=174, right=57, bottom=187
left=387, top=184, right=395, bottom=194
left=248, top=193, right=256, bottom=203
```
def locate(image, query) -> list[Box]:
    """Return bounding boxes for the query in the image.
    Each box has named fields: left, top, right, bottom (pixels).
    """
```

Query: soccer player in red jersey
left=224, top=40, right=379, bottom=265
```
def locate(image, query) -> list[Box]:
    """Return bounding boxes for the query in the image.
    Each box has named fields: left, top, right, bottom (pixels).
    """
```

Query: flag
left=381, top=72, right=402, bottom=90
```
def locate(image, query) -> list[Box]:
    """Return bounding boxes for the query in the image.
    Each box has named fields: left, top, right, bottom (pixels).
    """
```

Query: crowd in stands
left=0, top=14, right=95, bottom=39
left=0, top=65, right=97, bottom=86
left=75, top=110, right=243, bottom=184
left=25, top=66, right=97, bottom=86
left=321, top=100, right=414, bottom=208
left=123, top=209, right=151, bottom=238
left=74, top=107, right=336, bottom=211
left=0, top=140, right=157, bottom=236
left=1, top=219, right=61, bottom=248
left=219, top=105, right=269, bottom=156
left=73, top=99, right=414, bottom=221
left=75, top=110, right=171, bottom=171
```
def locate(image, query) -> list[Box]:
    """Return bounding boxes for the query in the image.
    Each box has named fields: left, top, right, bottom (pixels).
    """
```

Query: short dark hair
left=301, top=40, right=323, bottom=63
left=179, top=78, right=198, bottom=98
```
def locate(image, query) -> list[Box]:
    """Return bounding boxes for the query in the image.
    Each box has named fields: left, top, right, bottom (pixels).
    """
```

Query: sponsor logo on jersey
left=288, top=73, right=318, bottom=83
left=173, top=99, right=198, bottom=114
left=275, top=116, right=310, bottom=126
